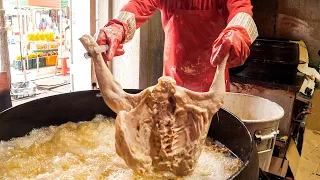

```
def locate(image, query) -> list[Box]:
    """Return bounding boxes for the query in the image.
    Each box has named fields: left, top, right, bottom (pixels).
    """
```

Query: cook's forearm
left=113, top=11, right=136, bottom=43
left=210, top=1, right=259, bottom=69
left=106, top=0, right=159, bottom=43
left=225, top=0, right=258, bottom=43
left=226, top=12, right=258, bottom=43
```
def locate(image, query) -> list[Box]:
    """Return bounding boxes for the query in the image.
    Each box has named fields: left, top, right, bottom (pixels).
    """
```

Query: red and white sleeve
left=107, top=0, right=160, bottom=43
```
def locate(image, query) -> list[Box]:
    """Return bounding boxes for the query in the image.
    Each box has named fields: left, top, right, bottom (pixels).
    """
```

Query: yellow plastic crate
left=46, top=55, right=57, bottom=66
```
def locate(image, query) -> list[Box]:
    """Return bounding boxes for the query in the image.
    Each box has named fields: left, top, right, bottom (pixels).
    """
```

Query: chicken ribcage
left=79, top=34, right=227, bottom=176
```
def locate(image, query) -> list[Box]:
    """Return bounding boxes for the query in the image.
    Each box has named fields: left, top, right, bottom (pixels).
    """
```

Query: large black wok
left=0, top=90, right=259, bottom=180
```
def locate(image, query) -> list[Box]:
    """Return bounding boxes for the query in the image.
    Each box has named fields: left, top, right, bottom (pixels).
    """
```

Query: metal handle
left=255, top=129, right=279, bottom=152
left=84, top=45, right=109, bottom=59
left=255, top=130, right=279, bottom=141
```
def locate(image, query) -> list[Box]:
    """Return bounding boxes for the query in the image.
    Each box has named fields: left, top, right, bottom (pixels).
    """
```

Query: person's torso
left=157, top=0, right=229, bottom=92
left=158, top=0, right=228, bottom=27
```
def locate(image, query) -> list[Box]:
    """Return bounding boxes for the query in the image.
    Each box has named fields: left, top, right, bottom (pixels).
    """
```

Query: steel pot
left=0, top=90, right=259, bottom=180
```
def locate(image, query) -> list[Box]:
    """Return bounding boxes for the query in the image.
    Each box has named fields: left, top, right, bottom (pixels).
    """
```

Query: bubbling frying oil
left=0, top=115, right=242, bottom=180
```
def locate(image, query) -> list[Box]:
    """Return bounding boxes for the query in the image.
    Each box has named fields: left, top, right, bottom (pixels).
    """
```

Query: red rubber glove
left=210, top=26, right=252, bottom=68
left=97, top=20, right=127, bottom=62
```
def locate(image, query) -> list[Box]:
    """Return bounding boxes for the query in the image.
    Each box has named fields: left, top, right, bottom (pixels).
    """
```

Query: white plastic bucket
left=222, top=92, right=284, bottom=172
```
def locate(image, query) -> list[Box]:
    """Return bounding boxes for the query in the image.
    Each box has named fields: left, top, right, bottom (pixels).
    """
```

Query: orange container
left=46, top=55, right=57, bottom=66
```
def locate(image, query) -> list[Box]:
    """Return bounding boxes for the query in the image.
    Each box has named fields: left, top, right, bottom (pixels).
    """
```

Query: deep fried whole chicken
left=79, top=34, right=227, bottom=176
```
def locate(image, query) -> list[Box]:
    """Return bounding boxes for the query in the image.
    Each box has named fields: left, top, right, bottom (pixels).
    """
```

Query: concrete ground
left=10, top=66, right=71, bottom=107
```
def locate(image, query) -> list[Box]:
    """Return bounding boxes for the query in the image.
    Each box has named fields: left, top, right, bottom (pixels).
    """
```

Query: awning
left=3, top=0, right=68, bottom=9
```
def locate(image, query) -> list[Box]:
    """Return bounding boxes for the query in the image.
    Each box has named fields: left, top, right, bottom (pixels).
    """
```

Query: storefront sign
left=28, top=0, right=61, bottom=8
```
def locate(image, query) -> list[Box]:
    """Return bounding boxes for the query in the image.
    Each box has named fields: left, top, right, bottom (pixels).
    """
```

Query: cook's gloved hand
left=210, top=26, right=252, bottom=68
left=97, top=20, right=128, bottom=63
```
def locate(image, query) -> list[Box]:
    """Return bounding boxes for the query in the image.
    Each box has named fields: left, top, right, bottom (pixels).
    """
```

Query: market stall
left=6, top=0, right=69, bottom=76
left=4, top=0, right=70, bottom=99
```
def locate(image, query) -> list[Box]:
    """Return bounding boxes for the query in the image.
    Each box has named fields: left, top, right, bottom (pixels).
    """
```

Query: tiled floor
left=11, top=82, right=71, bottom=107
left=10, top=66, right=71, bottom=107
left=11, top=66, right=60, bottom=83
